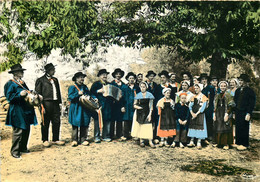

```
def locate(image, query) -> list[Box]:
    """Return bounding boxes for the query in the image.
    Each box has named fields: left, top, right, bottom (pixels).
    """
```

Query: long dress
left=214, top=92, right=234, bottom=146
left=131, top=92, right=154, bottom=139
left=188, top=93, right=208, bottom=139
left=156, top=98, right=176, bottom=138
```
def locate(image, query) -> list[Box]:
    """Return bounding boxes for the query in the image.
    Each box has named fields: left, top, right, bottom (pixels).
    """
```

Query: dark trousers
left=235, top=111, right=250, bottom=147
left=123, top=120, right=132, bottom=138
left=11, top=127, right=30, bottom=155
left=152, top=111, right=159, bottom=140
left=41, top=101, right=61, bottom=142
left=205, top=108, right=214, bottom=141
left=110, top=121, right=122, bottom=139
left=103, top=120, right=111, bottom=139
left=72, top=125, right=88, bottom=143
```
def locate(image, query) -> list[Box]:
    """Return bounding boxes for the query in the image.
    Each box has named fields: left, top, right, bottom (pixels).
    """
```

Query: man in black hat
left=136, top=73, right=143, bottom=85
left=121, top=72, right=139, bottom=140
left=234, top=74, right=256, bottom=150
left=35, top=63, right=65, bottom=147
left=110, top=68, right=125, bottom=140
left=68, top=72, right=98, bottom=147
left=90, top=69, right=114, bottom=142
left=145, top=70, right=158, bottom=95
left=199, top=73, right=216, bottom=144
left=4, top=64, right=38, bottom=158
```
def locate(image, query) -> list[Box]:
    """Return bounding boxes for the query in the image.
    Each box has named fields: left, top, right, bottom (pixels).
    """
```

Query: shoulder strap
left=11, top=79, right=30, bottom=93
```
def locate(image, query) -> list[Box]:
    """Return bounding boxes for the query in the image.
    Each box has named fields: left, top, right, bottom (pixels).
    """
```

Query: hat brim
left=97, top=71, right=109, bottom=77
left=146, top=73, right=157, bottom=78
left=112, top=71, right=124, bottom=78
left=8, top=68, right=26, bottom=73
left=72, top=74, right=86, bottom=81
left=45, top=65, right=57, bottom=72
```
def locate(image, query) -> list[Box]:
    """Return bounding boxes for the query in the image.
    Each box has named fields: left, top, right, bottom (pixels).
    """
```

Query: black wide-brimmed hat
left=181, top=71, right=192, bottom=78
left=158, top=70, right=170, bottom=78
left=146, top=70, right=156, bottom=78
left=125, top=72, right=136, bottom=80
left=210, top=75, right=218, bottom=81
left=112, top=68, right=125, bottom=78
left=198, top=73, right=209, bottom=81
left=97, top=69, right=110, bottom=77
left=44, top=63, right=56, bottom=72
left=8, top=64, right=26, bottom=73
left=72, top=72, right=86, bottom=81
left=238, top=74, right=250, bottom=82
left=137, top=73, right=143, bottom=77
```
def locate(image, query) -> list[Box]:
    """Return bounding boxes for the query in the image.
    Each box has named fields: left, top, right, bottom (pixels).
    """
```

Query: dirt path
left=1, top=116, right=259, bottom=182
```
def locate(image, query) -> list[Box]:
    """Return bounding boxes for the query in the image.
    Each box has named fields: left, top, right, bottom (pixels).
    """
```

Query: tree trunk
left=209, top=52, right=229, bottom=79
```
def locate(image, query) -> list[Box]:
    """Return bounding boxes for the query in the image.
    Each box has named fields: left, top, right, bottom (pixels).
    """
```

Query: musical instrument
left=79, top=95, right=100, bottom=111
left=103, top=84, right=122, bottom=101
left=24, top=93, right=41, bottom=106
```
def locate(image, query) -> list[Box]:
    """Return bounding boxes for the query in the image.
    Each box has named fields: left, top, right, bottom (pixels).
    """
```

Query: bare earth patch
left=1, top=117, right=259, bottom=182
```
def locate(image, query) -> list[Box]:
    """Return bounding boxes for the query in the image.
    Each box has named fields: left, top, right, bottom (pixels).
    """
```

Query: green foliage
left=0, top=43, right=25, bottom=72
left=0, top=1, right=259, bottom=77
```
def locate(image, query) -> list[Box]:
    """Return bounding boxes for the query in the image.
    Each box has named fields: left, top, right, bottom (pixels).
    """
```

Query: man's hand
left=121, top=107, right=126, bottom=113
left=245, top=114, right=250, bottom=121
left=20, top=90, right=27, bottom=97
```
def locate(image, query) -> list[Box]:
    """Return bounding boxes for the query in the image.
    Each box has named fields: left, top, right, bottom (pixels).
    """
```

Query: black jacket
left=35, top=74, right=62, bottom=103
left=234, top=86, right=256, bottom=115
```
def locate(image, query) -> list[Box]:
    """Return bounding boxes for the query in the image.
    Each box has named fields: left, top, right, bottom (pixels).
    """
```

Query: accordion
left=103, top=84, right=122, bottom=101
left=24, top=93, right=41, bottom=106
left=79, top=95, right=100, bottom=111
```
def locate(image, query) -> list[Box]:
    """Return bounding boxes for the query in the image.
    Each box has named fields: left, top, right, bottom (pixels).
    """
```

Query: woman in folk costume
left=68, top=72, right=99, bottom=147
left=168, top=72, right=180, bottom=100
left=90, top=69, right=113, bottom=142
left=121, top=72, right=139, bottom=140
left=187, top=83, right=209, bottom=149
left=226, top=78, right=239, bottom=144
left=175, top=81, right=194, bottom=104
left=227, top=78, right=239, bottom=97
left=213, top=81, right=235, bottom=150
left=131, top=81, right=156, bottom=148
left=110, top=68, right=125, bottom=140
left=156, top=88, right=176, bottom=147
left=234, top=74, right=256, bottom=151
left=181, top=71, right=195, bottom=94
left=4, top=64, right=39, bottom=158
left=173, top=93, right=190, bottom=148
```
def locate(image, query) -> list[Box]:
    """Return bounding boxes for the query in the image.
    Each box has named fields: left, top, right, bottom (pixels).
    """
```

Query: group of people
left=4, top=63, right=256, bottom=159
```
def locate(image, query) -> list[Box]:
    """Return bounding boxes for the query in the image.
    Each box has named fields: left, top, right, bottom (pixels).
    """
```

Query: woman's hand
left=191, top=112, right=197, bottom=119
left=147, top=114, right=152, bottom=122
left=134, top=105, right=143, bottom=110
left=224, top=113, right=229, bottom=122
left=213, top=113, right=216, bottom=121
